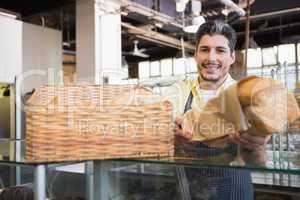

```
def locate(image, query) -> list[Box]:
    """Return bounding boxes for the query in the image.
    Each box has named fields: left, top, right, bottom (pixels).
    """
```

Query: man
left=164, top=20, right=270, bottom=199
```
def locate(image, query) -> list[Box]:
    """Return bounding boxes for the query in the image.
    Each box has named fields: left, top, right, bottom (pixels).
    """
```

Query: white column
left=34, top=165, right=46, bottom=200
left=76, top=0, right=123, bottom=84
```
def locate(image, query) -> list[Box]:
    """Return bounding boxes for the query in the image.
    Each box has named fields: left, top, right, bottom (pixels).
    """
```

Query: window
left=185, top=57, right=197, bottom=73
left=287, top=73, right=296, bottom=90
left=173, top=58, right=186, bottom=75
left=278, top=44, right=295, bottom=64
left=247, top=68, right=262, bottom=76
left=262, top=67, right=273, bottom=78
left=298, top=43, right=300, bottom=63
left=160, top=58, right=173, bottom=76
left=296, top=44, right=300, bottom=83
left=246, top=48, right=262, bottom=68
left=279, top=65, right=296, bottom=90
left=150, top=61, right=160, bottom=77
left=138, top=61, right=150, bottom=79
left=262, top=47, right=277, bottom=66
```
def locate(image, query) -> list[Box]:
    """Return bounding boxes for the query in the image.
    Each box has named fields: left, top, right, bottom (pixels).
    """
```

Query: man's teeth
left=204, top=65, right=220, bottom=69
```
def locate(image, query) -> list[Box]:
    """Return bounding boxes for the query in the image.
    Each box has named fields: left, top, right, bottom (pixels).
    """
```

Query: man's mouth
left=202, top=64, right=221, bottom=69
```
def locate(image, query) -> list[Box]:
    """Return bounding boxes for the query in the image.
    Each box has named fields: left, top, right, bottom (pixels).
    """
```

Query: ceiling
left=0, top=0, right=300, bottom=63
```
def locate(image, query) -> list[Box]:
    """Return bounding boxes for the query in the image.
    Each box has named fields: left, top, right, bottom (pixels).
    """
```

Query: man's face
left=195, top=34, right=235, bottom=82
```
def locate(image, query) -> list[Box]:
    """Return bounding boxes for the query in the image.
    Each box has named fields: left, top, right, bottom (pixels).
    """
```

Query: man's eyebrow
left=214, top=46, right=231, bottom=51
left=198, top=45, right=229, bottom=50
left=198, top=45, right=209, bottom=49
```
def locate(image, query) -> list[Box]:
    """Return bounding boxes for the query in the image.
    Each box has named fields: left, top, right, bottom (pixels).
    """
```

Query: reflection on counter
left=0, top=84, right=11, bottom=139
left=121, top=149, right=300, bottom=175
left=0, top=140, right=25, bottom=162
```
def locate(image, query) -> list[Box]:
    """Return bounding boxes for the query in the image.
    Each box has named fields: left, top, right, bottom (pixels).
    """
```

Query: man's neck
left=198, top=75, right=228, bottom=90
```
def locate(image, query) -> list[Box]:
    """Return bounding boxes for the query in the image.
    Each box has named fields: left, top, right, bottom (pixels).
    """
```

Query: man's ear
left=230, top=51, right=236, bottom=65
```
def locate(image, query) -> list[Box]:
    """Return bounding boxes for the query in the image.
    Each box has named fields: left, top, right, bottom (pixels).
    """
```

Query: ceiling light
left=0, top=11, right=17, bottom=19
left=154, top=22, right=163, bottom=28
left=183, top=0, right=205, bottom=33
left=183, top=16, right=205, bottom=33
left=175, top=0, right=189, bottom=12
left=221, top=8, right=230, bottom=16
left=121, top=11, right=128, bottom=16
left=220, top=0, right=246, bottom=17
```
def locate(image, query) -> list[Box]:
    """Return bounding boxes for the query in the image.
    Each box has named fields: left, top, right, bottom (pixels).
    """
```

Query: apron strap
left=178, top=90, right=194, bottom=200
left=183, top=91, right=194, bottom=113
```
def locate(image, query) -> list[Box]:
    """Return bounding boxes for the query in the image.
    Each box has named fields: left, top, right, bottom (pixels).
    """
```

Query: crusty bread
left=243, top=85, right=288, bottom=135
left=237, top=76, right=300, bottom=136
left=237, top=76, right=278, bottom=107
left=182, top=106, right=236, bottom=143
left=179, top=76, right=300, bottom=142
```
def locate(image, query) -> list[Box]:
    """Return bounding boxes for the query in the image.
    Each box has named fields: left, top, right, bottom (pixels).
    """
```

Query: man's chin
left=200, top=74, right=220, bottom=82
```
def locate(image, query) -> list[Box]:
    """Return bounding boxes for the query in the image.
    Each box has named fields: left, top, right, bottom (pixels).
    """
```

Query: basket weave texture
left=25, top=85, right=174, bottom=163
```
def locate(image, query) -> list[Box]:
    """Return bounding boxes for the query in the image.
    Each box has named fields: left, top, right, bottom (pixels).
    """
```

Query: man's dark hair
left=195, top=20, right=237, bottom=53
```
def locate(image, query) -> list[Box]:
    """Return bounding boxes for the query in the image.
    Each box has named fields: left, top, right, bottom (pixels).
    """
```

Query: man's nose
left=207, top=50, right=217, bottom=61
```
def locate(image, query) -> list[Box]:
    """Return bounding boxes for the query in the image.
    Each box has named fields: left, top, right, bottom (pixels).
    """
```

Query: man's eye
left=217, top=49, right=226, bottom=53
left=199, top=48, right=208, bottom=52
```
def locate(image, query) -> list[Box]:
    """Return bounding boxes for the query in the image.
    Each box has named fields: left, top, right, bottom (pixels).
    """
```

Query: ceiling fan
left=123, top=40, right=149, bottom=58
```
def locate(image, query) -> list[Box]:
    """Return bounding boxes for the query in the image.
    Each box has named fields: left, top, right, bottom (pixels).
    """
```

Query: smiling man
left=196, top=34, right=235, bottom=89
left=163, top=20, right=270, bottom=200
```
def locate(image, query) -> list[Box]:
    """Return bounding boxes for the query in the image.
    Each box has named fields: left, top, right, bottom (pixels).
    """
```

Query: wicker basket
left=25, top=85, right=174, bottom=163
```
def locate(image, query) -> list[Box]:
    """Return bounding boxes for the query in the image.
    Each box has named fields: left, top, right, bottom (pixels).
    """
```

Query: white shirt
left=162, top=74, right=236, bottom=117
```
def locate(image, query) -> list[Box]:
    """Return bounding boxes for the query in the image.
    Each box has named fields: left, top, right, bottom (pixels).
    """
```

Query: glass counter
left=2, top=133, right=300, bottom=173
left=114, top=150, right=300, bottom=175
left=1, top=135, right=300, bottom=200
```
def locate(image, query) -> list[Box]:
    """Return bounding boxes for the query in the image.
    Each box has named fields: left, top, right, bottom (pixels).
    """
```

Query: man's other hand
left=229, top=131, right=271, bottom=150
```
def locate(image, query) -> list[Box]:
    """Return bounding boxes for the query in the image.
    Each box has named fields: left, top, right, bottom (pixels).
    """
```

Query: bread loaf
left=237, top=76, right=277, bottom=107
left=237, top=76, right=300, bottom=136
left=182, top=98, right=236, bottom=142
left=179, top=75, right=300, bottom=142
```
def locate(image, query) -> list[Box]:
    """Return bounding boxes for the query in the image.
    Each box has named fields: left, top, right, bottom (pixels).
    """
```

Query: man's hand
left=229, top=131, right=271, bottom=150
left=174, top=117, right=198, bottom=155
left=161, top=100, right=173, bottom=112
left=174, top=117, right=193, bottom=140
